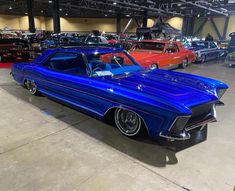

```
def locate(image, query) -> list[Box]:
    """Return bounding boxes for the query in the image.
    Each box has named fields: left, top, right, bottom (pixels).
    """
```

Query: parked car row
left=0, top=30, right=228, bottom=68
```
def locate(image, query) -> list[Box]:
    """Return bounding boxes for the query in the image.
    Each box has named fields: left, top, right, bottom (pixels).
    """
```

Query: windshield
left=86, top=36, right=108, bottom=44
left=87, top=51, right=142, bottom=77
left=127, top=35, right=138, bottom=41
left=131, top=42, right=165, bottom=52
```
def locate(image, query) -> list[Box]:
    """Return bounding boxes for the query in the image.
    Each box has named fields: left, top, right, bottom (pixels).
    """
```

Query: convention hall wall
left=194, top=16, right=235, bottom=39
left=0, top=14, right=183, bottom=33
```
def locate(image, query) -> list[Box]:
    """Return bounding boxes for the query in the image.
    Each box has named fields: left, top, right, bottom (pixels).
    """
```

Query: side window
left=43, top=52, right=88, bottom=76
left=165, top=44, right=179, bottom=53
left=210, top=42, right=217, bottom=49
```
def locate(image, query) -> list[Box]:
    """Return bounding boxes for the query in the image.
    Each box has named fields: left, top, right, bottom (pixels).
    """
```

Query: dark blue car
left=11, top=47, right=228, bottom=141
left=187, top=41, right=224, bottom=63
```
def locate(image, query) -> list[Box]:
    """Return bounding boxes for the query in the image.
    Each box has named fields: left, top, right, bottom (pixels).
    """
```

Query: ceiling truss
left=0, top=0, right=234, bottom=18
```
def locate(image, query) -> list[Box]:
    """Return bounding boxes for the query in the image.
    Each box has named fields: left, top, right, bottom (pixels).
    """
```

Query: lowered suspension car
left=11, top=47, right=228, bottom=140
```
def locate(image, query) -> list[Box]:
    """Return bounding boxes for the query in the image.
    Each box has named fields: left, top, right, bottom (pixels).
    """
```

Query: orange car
left=129, top=40, right=195, bottom=69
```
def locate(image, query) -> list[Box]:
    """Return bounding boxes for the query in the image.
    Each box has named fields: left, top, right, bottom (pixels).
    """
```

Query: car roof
left=50, top=46, right=123, bottom=55
left=34, top=46, right=124, bottom=64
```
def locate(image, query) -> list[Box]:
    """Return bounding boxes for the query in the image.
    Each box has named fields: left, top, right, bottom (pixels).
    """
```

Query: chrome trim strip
left=185, top=116, right=216, bottom=131
left=159, top=132, right=191, bottom=141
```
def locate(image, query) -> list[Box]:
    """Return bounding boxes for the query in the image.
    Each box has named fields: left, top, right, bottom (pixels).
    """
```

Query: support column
left=116, top=14, right=121, bottom=34
left=142, top=10, right=148, bottom=27
left=211, top=18, right=222, bottom=40
left=122, top=18, right=133, bottom=34
left=27, top=0, right=35, bottom=33
left=223, top=16, right=230, bottom=39
left=182, top=16, right=195, bottom=36
left=53, top=0, right=61, bottom=34
left=193, top=18, right=207, bottom=36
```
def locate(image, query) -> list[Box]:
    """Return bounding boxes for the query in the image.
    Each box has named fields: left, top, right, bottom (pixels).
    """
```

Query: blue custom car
left=188, top=41, right=225, bottom=63
left=11, top=47, right=228, bottom=140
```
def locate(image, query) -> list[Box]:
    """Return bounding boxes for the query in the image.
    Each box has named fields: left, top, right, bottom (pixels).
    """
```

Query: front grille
left=169, top=102, right=215, bottom=134
left=186, top=102, right=214, bottom=127
left=163, top=102, right=216, bottom=140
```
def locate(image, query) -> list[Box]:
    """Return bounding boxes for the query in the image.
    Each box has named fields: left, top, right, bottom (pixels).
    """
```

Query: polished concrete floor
left=0, top=60, right=234, bottom=191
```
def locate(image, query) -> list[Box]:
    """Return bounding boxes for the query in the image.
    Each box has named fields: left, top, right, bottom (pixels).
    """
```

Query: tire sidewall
left=26, top=79, right=38, bottom=95
left=114, top=108, right=142, bottom=137
left=201, top=55, right=206, bottom=63
left=182, top=58, right=188, bottom=69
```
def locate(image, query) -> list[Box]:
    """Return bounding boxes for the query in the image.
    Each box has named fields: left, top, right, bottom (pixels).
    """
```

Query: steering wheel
left=92, top=63, right=106, bottom=73
left=92, top=67, right=103, bottom=73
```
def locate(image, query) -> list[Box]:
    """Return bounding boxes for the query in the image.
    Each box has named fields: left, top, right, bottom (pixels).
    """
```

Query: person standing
left=205, top=33, right=214, bottom=41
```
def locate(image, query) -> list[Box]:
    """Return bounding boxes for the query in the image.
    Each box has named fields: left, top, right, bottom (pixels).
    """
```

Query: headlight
left=216, top=89, right=226, bottom=99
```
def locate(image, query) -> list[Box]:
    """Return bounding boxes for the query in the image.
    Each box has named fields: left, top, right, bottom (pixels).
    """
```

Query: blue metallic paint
left=188, top=41, right=224, bottom=62
left=11, top=47, right=228, bottom=139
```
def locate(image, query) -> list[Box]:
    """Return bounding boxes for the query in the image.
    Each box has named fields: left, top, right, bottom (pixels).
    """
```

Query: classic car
left=102, top=34, right=119, bottom=45
left=40, top=36, right=82, bottom=50
left=119, top=34, right=140, bottom=50
left=11, top=47, right=228, bottom=141
left=0, top=38, right=30, bottom=62
left=188, top=41, right=225, bottom=63
left=225, top=51, right=235, bottom=67
left=80, top=34, right=122, bottom=48
left=83, top=34, right=109, bottom=45
left=129, top=40, right=195, bottom=69
left=216, top=40, right=229, bottom=50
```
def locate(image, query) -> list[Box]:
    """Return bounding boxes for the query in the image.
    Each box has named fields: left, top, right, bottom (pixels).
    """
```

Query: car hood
left=104, top=69, right=219, bottom=113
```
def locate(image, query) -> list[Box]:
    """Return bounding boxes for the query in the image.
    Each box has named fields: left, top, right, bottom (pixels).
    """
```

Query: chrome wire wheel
left=114, top=108, right=141, bottom=137
left=201, top=55, right=206, bottom=63
left=26, top=80, right=38, bottom=95
left=181, top=58, right=188, bottom=69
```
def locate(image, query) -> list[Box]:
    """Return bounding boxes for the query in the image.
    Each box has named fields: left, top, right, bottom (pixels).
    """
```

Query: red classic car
left=129, top=40, right=195, bottom=69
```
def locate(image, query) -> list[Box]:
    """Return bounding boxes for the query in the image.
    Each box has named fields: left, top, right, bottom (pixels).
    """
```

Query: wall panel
left=0, top=14, right=183, bottom=34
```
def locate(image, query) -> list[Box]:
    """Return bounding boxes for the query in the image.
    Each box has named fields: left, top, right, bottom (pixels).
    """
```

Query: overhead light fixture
left=105, top=14, right=108, bottom=16
left=65, top=13, right=68, bottom=16
left=48, top=0, right=52, bottom=3
left=113, top=2, right=117, bottom=5
left=126, top=14, right=130, bottom=17
left=197, top=14, right=200, bottom=17
left=25, top=12, right=28, bottom=15
left=59, top=8, right=62, bottom=11
left=9, top=6, right=12, bottom=10
left=41, top=10, right=44, bottom=13
left=108, top=10, right=112, bottom=12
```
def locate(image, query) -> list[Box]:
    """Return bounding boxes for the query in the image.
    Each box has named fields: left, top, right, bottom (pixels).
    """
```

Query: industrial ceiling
left=0, top=0, right=233, bottom=18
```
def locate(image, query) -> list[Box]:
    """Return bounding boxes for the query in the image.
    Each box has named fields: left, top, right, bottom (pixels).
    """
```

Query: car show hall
left=0, top=1, right=235, bottom=191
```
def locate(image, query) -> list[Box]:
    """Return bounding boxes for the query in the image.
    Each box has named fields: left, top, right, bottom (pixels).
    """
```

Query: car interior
left=44, top=53, right=88, bottom=76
